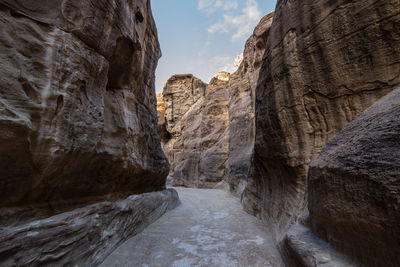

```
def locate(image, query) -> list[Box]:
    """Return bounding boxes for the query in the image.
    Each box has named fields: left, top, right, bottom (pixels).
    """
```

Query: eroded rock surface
left=0, top=189, right=179, bottom=266
left=245, top=0, right=400, bottom=238
left=162, top=74, right=230, bottom=188
left=0, top=0, right=178, bottom=265
left=0, top=0, right=168, bottom=207
left=156, top=93, right=169, bottom=143
left=308, top=87, right=400, bottom=267
left=227, top=12, right=274, bottom=197
left=163, top=74, right=206, bottom=132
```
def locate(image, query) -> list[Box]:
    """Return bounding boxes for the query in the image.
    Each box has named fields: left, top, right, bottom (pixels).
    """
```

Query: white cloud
left=198, top=0, right=238, bottom=13
left=206, top=0, right=261, bottom=42
left=211, top=55, right=239, bottom=73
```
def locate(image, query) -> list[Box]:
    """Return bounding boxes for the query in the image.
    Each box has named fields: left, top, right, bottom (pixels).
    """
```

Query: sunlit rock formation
left=156, top=93, right=169, bottom=143
left=0, top=0, right=178, bottom=265
left=162, top=73, right=230, bottom=188
left=162, top=74, right=206, bottom=132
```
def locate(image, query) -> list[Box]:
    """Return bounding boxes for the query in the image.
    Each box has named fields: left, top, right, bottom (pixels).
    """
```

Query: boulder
left=308, top=87, right=400, bottom=267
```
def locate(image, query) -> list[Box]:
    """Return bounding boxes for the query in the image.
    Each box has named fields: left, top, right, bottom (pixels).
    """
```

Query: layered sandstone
left=0, top=0, right=169, bottom=207
left=244, top=0, right=400, bottom=239
left=156, top=93, right=169, bottom=143
left=308, top=87, right=400, bottom=267
left=0, top=189, right=179, bottom=266
left=0, top=0, right=177, bottom=264
left=163, top=74, right=206, bottom=132
left=162, top=74, right=230, bottom=188
left=227, top=12, right=274, bottom=197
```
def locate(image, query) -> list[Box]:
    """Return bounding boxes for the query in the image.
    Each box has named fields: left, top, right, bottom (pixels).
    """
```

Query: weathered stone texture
left=245, top=0, right=400, bottom=238
left=308, top=87, right=400, bottom=267
left=163, top=74, right=206, bottom=133
left=162, top=74, right=230, bottom=188
left=0, top=189, right=180, bottom=266
left=228, top=12, right=274, bottom=197
left=156, top=93, right=169, bottom=143
left=0, top=0, right=179, bottom=265
left=0, top=0, right=168, bottom=207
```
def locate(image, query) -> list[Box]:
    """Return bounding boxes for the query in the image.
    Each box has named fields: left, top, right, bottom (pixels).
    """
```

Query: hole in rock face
left=106, top=37, right=136, bottom=90
left=135, top=11, right=144, bottom=23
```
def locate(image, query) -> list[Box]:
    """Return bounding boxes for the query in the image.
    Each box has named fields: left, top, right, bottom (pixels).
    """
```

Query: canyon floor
left=101, top=187, right=284, bottom=267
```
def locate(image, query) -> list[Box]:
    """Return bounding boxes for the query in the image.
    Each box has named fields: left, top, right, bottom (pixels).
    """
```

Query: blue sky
left=152, top=0, right=276, bottom=92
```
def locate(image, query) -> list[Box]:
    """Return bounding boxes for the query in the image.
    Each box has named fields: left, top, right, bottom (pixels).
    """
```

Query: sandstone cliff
left=163, top=74, right=206, bottom=133
left=0, top=0, right=169, bottom=207
left=156, top=93, right=169, bottom=143
left=0, top=0, right=178, bottom=265
left=162, top=73, right=230, bottom=188
left=244, top=0, right=400, bottom=239
left=228, top=12, right=274, bottom=197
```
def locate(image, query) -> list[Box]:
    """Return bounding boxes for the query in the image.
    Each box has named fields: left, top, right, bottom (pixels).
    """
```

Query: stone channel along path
left=101, top=187, right=284, bottom=267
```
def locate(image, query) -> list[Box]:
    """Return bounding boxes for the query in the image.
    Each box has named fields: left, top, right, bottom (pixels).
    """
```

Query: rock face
left=0, top=0, right=168, bottom=206
left=156, top=93, right=169, bottom=143
left=227, top=12, right=274, bottom=197
left=245, top=0, right=400, bottom=238
left=308, top=87, right=400, bottom=267
left=0, top=189, right=179, bottom=266
left=163, top=74, right=206, bottom=132
left=162, top=73, right=230, bottom=188
left=0, top=0, right=177, bottom=264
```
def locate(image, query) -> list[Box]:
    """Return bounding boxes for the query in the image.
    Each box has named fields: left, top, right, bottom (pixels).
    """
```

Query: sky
left=151, top=0, right=277, bottom=93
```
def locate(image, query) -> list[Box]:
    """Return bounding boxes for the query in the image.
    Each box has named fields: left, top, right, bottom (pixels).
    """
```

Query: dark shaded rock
left=308, top=87, right=400, bottom=267
left=0, top=0, right=167, bottom=207
left=0, top=189, right=180, bottom=266
left=0, top=0, right=178, bottom=265
left=281, top=224, right=356, bottom=267
left=245, top=0, right=400, bottom=238
left=228, top=12, right=274, bottom=197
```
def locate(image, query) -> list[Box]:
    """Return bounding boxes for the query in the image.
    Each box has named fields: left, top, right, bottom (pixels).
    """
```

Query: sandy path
left=101, top=187, right=284, bottom=267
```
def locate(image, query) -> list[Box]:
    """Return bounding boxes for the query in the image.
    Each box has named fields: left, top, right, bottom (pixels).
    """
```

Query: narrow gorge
left=0, top=0, right=399, bottom=266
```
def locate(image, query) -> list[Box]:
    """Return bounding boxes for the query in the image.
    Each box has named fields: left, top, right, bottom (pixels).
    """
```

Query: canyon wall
left=308, top=87, right=400, bottom=266
left=162, top=73, right=230, bottom=188
left=152, top=0, right=400, bottom=265
left=0, top=0, right=179, bottom=264
left=227, top=12, right=274, bottom=197
left=244, top=0, right=400, bottom=239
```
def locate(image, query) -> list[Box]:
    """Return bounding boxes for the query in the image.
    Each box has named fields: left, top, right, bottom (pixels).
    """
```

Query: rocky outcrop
left=0, top=189, right=179, bottom=266
left=163, top=74, right=206, bottom=132
left=0, top=0, right=168, bottom=207
left=244, top=0, right=400, bottom=238
left=227, top=12, right=274, bottom=197
left=156, top=93, right=169, bottom=143
left=162, top=73, right=230, bottom=188
left=0, top=0, right=177, bottom=264
left=308, top=87, right=400, bottom=267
